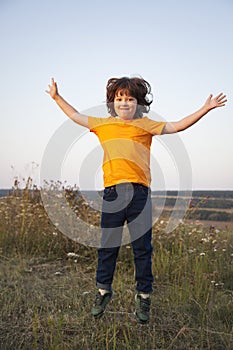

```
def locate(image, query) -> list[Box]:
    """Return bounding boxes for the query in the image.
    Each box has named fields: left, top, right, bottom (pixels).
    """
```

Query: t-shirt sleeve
left=145, top=117, right=167, bottom=135
left=88, top=116, right=106, bottom=133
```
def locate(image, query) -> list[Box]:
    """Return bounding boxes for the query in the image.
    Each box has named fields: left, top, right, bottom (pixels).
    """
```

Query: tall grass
left=0, top=179, right=232, bottom=349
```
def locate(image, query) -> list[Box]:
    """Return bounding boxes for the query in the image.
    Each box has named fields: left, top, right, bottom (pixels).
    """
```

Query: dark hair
left=106, top=76, right=153, bottom=119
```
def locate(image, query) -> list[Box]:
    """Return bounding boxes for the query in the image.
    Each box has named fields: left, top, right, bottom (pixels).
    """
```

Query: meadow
left=0, top=179, right=233, bottom=349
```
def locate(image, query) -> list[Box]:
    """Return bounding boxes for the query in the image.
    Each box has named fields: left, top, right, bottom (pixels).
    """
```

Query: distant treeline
left=1, top=189, right=233, bottom=199
left=152, top=190, right=233, bottom=199
left=154, top=197, right=233, bottom=210
left=153, top=191, right=233, bottom=222
left=162, top=209, right=233, bottom=222
left=1, top=189, right=233, bottom=222
left=0, top=189, right=10, bottom=197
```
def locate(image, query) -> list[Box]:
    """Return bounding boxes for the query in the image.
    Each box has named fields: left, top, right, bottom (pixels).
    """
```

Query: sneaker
left=134, top=294, right=151, bottom=324
left=91, top=291, right=113, bottom=319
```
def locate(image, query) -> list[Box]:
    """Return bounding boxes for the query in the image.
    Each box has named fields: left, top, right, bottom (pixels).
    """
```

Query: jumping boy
left=46, top=76, right=226, bottom=324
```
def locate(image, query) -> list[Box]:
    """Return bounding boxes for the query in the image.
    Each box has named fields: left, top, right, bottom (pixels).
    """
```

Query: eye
left=129, top=97, right=136, bottom=102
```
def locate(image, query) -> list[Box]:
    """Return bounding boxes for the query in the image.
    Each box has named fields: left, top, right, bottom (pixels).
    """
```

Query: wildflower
left=215, top=282, right=224, bottom=287
left=200, top=252, right=206, bottom=256
left=67, top=252, right=79, bottom=258
left=201, top=238, right=209, bottom=243
left=189, top=198, right=194, bottom=208
left=53, top=232, right=58, bottom=236
left=24, top=268, right=33, bottom=273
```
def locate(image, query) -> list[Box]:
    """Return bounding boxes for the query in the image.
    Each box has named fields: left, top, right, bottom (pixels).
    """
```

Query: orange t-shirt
left=88, top=116, right=166, bottom=188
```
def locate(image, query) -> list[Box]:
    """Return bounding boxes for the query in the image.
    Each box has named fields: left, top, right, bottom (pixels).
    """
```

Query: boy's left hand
left=204, top=93, right=227, bottom=110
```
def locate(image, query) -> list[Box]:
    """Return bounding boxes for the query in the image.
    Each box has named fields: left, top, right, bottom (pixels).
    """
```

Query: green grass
left=0, top=182, right=233, bottom=349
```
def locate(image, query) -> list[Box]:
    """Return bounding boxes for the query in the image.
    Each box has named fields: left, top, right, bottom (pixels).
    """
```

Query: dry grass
left=0, top=181, right=233, bottom=349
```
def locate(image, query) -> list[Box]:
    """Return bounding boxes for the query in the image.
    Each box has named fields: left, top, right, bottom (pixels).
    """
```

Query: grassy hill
left=0, top=188, right=233, bottom=349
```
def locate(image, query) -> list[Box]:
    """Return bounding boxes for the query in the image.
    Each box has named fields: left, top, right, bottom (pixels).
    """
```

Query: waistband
left=105, top=182, right=149, bottom=190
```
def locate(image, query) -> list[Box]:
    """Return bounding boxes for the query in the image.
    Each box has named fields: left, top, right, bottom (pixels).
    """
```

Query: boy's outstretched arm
left=161, top=93, right=227, bottom=134
left=45, top=78, right=89, bottom=128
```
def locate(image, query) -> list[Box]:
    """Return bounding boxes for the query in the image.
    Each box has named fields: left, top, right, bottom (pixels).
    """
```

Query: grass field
left=0, top=184, right=233, bottom=349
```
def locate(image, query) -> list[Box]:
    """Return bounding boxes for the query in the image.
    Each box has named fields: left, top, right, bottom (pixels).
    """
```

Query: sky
left=0, top=0, right=233, bottom=190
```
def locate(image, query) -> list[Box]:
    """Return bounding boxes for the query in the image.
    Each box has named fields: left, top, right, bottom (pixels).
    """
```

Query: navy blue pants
left=96, top=182, right=154, bottom=294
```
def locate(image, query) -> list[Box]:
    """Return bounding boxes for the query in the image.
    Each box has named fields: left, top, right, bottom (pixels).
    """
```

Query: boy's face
left=114, top=90, right=137, bottom=120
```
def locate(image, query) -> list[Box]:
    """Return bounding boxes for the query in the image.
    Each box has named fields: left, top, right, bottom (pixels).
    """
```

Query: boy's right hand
left=45, top=77, right=59, bottom=100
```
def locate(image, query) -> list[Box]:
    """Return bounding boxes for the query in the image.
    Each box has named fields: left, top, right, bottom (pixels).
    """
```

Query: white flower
left=201, top=238, right=209, bottom=243
left=67, top=252, right=79, bottom=258
left=200, top=252, right=206, bottom=256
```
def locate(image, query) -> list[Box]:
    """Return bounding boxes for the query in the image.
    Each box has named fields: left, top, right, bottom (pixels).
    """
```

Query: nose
left=121, top=98, right=129, bottom=105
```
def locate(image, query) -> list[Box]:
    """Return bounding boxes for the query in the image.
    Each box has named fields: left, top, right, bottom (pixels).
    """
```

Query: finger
left=218, top=94, right=226, bottom=102
left=219, top=100, right=227, bottom=105
left=217, top=99, right=227, bottom=106
left=215, top=92, right=223, bottom=99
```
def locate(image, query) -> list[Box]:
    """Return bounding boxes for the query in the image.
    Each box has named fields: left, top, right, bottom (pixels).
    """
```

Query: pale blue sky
left=0, top=0, right=232, bottom=189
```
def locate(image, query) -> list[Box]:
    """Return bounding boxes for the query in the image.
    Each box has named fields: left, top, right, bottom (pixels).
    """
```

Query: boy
left=46, top=76, right=226, bottom=323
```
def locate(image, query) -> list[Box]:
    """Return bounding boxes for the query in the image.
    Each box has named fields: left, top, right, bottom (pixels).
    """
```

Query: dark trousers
left=96, top=182, right=154, bottom=294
